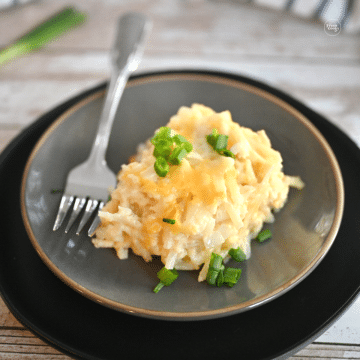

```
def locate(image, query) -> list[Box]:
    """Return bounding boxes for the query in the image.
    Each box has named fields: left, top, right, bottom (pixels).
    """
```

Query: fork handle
left=87, top=13, right=152, bottom=166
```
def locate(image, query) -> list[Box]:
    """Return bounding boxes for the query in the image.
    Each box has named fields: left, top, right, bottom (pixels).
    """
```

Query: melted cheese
left=93, top=104, right=302, bottom=281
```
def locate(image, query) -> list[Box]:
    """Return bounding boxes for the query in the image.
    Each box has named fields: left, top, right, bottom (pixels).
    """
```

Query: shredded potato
left=93, top=104, right=303, bottom=282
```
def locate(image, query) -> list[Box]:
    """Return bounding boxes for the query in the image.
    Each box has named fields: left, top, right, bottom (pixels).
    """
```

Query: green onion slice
left=209, top=253, right=223, bottom=271
left=154, top=156, right=169, bottom=177
left=206, top=253, right=224, bottom=286
left=152, top=127, right=193, bottom=177
left=173, top=134, right=187, bottom=144
left=206, top=128, right=219, bottom=148
left=168, top=147, right=188, bottom=165
left=157, top=267, right=178, bottom=286
left=223, top=267, right=242, bottom=287
left=153, top=138, right=172, bottom=159
left=229, top=247, right=247, bottom=262
left=216, top=269, right=225, bottom=287
left=153, top=282, right=165, bottom=293
left=153, top=267, right=179, bottom=293
left=206, top=128, right=235, bottom=159
left=173, top=135, right=193, bottom=153
left=183, top=142, right=193, bottom=153
left=214, top=134, right=228, bottom=151
left=206, top=252, right=243, bottom=288
left=151, top=126, right=172, bottom=145
left=218, top=149, right=235, bottom=159
left=257, top=229, right=272, bottom=243
left=206, top=269, right=219, bottom=286
left=163, top=218, right=176, bottom=224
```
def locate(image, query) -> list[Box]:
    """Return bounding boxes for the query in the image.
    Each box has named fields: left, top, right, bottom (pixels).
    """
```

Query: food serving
left=92, top=104, right=304, bottom=292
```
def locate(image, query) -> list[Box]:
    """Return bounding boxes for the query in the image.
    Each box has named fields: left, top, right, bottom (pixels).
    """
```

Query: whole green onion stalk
left=0, top=7, right=86, bottom=66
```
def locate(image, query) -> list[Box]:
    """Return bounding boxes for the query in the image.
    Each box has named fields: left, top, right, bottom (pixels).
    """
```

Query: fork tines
left=53, top=195, right=104, bottom=236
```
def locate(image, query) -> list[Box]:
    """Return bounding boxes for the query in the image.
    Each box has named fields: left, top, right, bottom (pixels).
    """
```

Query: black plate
left=1, top=70, right=359, bottom=360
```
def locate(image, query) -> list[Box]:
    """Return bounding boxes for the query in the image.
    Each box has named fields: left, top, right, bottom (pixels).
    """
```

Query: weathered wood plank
left=0, top=354, right=70, bottom=360
left=297, top=347, right=360, bottom=358
left=2, top=52, right=360, bottom=84
left=0, top=0, right=359, bottom=358
left=1, top=58, right=359, bottom=147
left=1, top=335, right=360, bottom=360
left=291, top=343, right=360, bottom=359
left=0, top=0, right=359, bottom=60
left=0, top=299, right=23, bottom=328
left=0, top=330, right=43, bottom=346
left=0, top=79, right=101, bottom=127
left=0, top=344, right=61, bottom=355
left=0, top=329, right=71, bottom=359
left=0, top=329, right=32, bottom=337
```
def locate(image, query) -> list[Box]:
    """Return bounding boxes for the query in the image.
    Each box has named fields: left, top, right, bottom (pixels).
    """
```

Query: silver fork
left=52, top=12, right=152, bottom=236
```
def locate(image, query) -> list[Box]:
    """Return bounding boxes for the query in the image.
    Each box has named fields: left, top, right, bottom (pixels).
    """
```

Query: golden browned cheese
left=93, top=104, right=303, bottom=281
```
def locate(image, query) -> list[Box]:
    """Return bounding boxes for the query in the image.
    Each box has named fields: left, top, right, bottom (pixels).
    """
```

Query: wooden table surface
left=1, top=0, right=360, bottom=358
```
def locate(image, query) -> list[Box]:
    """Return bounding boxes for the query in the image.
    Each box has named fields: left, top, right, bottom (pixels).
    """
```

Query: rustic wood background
left=0, top=0, right=359, bottom=358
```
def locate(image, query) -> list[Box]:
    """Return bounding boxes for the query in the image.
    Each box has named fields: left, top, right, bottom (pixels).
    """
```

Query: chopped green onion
left=153, top=282, right=165, bottom=293
left=223, top=267, right=242, bottom=287
left=153, top=138, right=172, bottom=158
left=206, top=252, right=242, bottom=288
left=154, top=156, right=169, bottom=177
left=257, top=229, right=272, bottom=243
left=152, top=127, right=193, bottom=177
left=209, top=253, right=223, bottom=271
left=151, top=126, right=172, bottom=145
left=218, top=149, right=235, bottom=159
left=229, top=247, right=247, bottom=262
left=206, top=128, right=219, bottom=148
left=157, top=267, right=178, bottom=285
left=206, top=253, right=224, bottom=286
left=214, top=134, right=229, bottom=151
left=206, top=129, right=235, bottom=159
left=183, top=142, right=193, bottom=153
left=216, top=269, right=225, bottom=287
left=163, top=218, right=176, bottom=224
left=0, top=7, right=86, bottom=66
left=173, top=135, right=193, bottom=153
left=173, top=134, right=187, bottom=145
left=168, top=147, right=188, bottom=165
left=206, top=269, right=219, bottom=286
left=153, top=267, right=179, bottom=293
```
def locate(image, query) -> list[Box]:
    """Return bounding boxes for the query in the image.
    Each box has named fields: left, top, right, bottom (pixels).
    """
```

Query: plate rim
left=20, top=70, right=344, bottom=320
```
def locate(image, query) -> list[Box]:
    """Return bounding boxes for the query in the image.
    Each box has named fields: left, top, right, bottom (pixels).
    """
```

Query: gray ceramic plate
left=21, top=72, right=344, bottom=321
